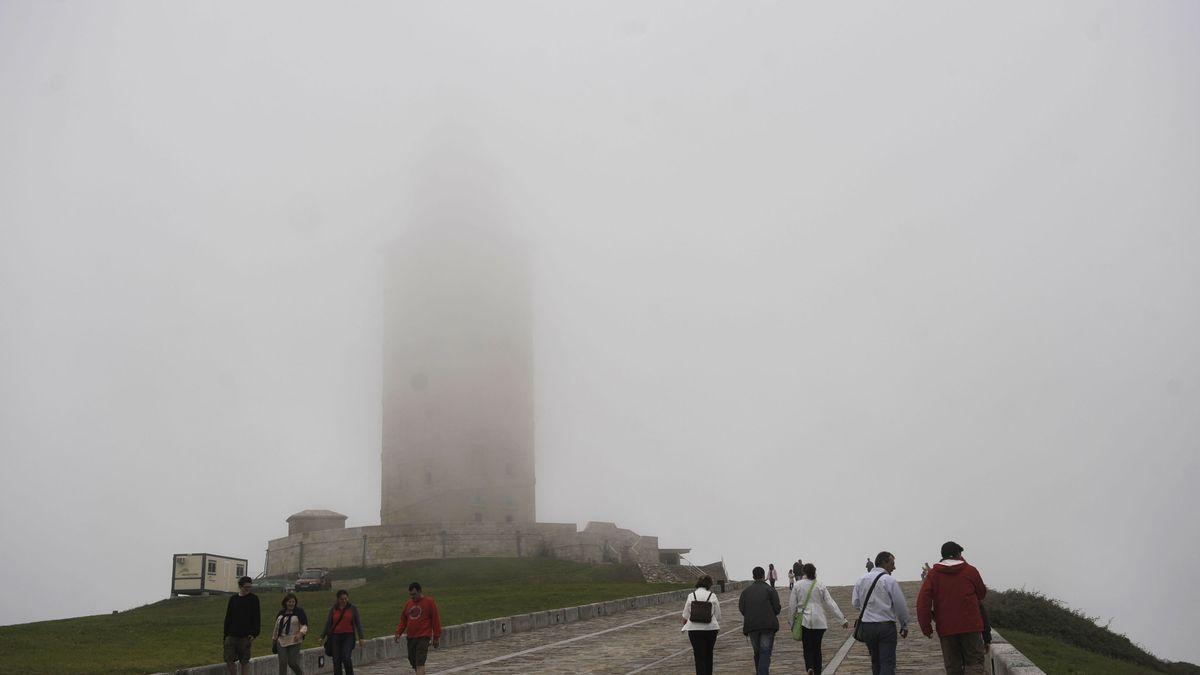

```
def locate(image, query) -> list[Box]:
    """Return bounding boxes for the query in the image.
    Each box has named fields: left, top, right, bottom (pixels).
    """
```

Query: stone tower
left=380, top=226, right=535, bottom=526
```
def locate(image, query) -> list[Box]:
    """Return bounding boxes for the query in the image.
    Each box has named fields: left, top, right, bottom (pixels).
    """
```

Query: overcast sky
left=2, top=0, right=1198, bottom=665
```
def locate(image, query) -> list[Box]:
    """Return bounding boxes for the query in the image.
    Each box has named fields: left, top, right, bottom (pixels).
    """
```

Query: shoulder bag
left=688, top=590, right=714, bottom=624
left=853, top=572, right=886, bottom=642
left=790, top=580, right=817, bottom=641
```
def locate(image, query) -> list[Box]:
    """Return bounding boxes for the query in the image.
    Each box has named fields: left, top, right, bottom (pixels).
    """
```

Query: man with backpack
left=739, top=566, right=782, bottom=675
left=681, top=575, right=722, bottom=675
left=917, top=541, right=988, bottom=675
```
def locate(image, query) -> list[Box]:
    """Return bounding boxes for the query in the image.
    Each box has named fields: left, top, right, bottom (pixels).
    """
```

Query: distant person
left=394, top=581, right=442, bottom=675
left=768, top=564, right=778, bottom=588
left=788, top=563, right=848, bottom=675
left=271, top=592, right=309, bottom=675
left=852, top=551, right=910, bottom=675
left=223, top=576, right=261, bottom=675
left=920, top=562, right=931, bottom=580
left=681, top=574, right=722, bottom=675
left=865, top=558, right=874, bottom=572
left=787, top=567, right=796, bottom=590
left=319, top=590, right=365, bottom=675
left=917, top=541, right=988, bottom=675
left=738, top=566, right=781, bottom=675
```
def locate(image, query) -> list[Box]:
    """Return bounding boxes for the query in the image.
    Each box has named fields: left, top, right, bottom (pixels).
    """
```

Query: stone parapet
left=265, top=520, right=678, bottom=577
left=154, top=582, right=751, bottom=675
left=986, top=629, right=1047, bottom=675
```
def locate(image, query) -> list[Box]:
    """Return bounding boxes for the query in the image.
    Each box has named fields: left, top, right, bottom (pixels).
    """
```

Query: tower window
left=474, top=513, right=483, bottom=523
left=425, top=470, right=432, bottom=485
left=506, top=515, right=514, bottom=523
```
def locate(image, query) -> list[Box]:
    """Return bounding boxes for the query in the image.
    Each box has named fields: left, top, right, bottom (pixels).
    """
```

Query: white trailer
left=172, top=553, right=248, bottom=596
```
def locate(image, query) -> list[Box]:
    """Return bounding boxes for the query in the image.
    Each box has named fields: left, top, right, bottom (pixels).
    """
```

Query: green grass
left=0, top=557, right=687, bottom=675
left=1000, top=629, right=1161, bottom=675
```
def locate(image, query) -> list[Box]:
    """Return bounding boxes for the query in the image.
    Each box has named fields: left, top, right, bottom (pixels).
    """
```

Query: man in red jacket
left=394, top=581, right=442, bottom=675
left=917, top=541, right=988, bottom=675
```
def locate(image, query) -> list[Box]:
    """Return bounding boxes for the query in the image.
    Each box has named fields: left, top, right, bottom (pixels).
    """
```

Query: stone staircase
left=636, top=561, right=690, bottom=583
left=637, top=560, right=729, bottom=584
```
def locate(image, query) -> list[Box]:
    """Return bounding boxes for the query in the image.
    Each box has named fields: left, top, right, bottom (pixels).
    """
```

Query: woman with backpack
left=788, top=563, right=848, bottom=675
left=271, top=592, right=308, bottom=675
left=681, top=574, right=721, bottom=675
left=318, top=590, right=365, bottom=675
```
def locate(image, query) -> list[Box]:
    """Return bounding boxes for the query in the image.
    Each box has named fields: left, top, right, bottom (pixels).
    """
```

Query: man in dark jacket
left=738, top=566, right=781, bottom=675
left=916, top=542, right=988, bottom=675
left=223, top=576, right=261, bottom=675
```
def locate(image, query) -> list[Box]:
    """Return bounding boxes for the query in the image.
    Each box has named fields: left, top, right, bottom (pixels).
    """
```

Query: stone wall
left=265, top=520, right=677, bottom=577
left=986, top=629, right=1047, bottom=675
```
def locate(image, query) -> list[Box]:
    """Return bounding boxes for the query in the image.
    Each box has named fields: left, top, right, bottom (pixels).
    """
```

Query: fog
left=2, top=0, right=1198, bottom=665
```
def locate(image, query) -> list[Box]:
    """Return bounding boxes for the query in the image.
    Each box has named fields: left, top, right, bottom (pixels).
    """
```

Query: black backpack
left=689, top=590, right=714, bottom=624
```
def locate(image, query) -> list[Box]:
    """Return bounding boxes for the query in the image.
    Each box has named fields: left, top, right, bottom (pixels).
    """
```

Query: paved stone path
left=359, top=580, right=951, bottom=674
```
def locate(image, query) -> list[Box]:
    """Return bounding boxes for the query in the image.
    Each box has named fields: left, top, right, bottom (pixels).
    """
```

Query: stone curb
left=155, top=581, right=750, bottom=675
left=986, top=629, right=1046, bottom=675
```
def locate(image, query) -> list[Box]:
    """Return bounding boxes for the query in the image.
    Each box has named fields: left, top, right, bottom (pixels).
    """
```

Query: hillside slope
left=986, top=589, right=1199, bottom=674
left=0, top=557, right=686, bottom=675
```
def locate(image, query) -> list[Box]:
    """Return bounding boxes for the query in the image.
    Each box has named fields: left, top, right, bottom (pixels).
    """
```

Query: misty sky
left=2, top=0, right=1198, bottom=665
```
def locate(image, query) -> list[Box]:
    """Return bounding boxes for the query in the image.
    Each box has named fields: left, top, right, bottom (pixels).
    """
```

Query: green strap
left=797, top=580, right=817, bottom=623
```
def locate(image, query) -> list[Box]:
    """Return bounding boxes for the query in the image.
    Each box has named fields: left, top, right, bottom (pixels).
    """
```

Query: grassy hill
left=986, top=589, right=1200, bottom=675
left=0, top=557, right=687, bottom=675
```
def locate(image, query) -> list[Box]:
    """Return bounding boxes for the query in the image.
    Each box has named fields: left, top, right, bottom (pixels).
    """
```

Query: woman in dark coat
left=318, top=590, right=365, bottom=675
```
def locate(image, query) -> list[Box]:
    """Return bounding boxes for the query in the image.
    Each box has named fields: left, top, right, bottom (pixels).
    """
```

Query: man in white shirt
left=852, top=551, right=910, bottom=675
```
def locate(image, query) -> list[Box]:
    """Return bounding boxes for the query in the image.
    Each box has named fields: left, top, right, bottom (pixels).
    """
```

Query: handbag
left=853, top=571, right=886, bottom=642
left=790, top=580, right=817, bottom=641
left=688, top=590, right=714, bottom=624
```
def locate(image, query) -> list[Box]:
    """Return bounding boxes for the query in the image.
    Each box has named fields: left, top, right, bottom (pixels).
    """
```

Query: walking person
left=917, top=541, right=988, bottom=675
left=788, top=563, right=848, bottom=675
left=681, top=575, right=721, bottom=675
left=222, top=576, right=261, bottom=675
left=738, top=566, right=781, bottom=675
left=319, top=590, right=365, bottom=675
left=852, top=551, right=910, bottom=675
left=271, top=592, right=308, bottom=675
left=767, top=563, right=778, bottom=588
left=787, top=567, right=796, bottom=591
left=394, top=582, right=442, bottom=675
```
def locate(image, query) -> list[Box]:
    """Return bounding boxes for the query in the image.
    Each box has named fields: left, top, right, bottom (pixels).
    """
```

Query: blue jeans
left=747, top=630, right=775, bottom=675
left=861, top=622, right=897, bottom=675
left=331, top=633, right=356, bottom=675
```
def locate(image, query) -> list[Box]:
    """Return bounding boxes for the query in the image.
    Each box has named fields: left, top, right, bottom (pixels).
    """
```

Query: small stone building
left=286, top=509, right=347, bottom=536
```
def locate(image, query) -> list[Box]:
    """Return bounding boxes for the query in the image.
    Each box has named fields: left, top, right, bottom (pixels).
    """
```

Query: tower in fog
left=380, top=226, right=535, bottom=526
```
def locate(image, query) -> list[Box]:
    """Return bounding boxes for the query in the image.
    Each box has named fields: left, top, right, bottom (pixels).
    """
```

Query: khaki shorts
left=224, top=635, right=253, bottom=664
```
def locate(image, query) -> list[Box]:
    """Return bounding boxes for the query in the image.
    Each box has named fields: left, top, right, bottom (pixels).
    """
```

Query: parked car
left=295, top=568, right=331, bottom=591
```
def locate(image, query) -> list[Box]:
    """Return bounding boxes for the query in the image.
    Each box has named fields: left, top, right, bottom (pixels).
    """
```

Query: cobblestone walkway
left=358, top=581, right=951, bottom=674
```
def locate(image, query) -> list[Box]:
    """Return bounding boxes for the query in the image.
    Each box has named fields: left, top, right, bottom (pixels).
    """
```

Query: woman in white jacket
left=681, top=574, right=721, bottom=675
left=788, top=563, right=847, bottom=675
